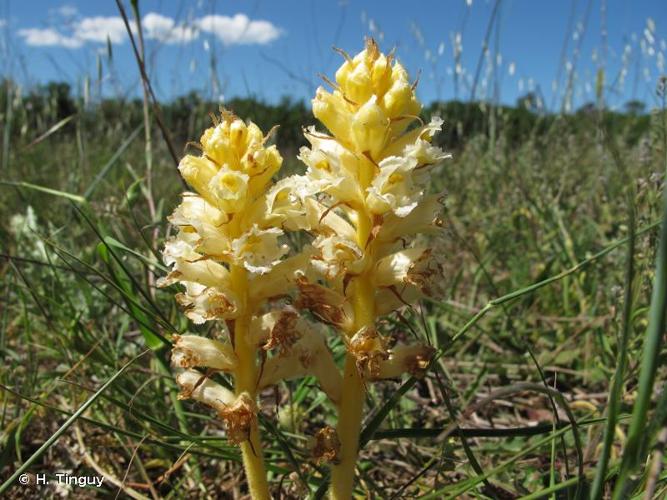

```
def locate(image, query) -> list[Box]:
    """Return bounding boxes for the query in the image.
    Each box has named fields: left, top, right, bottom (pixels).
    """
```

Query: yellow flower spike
left=163, top=38, right=450, bottom=498
left=164, top=109, right=295, bottom=500
left=278, top=38, right=449, bottom=499
left=167, top=106, right=382, bottom=499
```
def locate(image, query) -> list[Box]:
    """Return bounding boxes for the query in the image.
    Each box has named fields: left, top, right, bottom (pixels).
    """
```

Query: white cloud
left=18, top=11, right=282, bottom=49
left=0, top=19, right=6, bottom=28
left=197, top=14, right=283, bottom=45
left=73, top=16, right=128, bottom=44
left=142, top=12, right=197, bottom=44
left=17, top=27, right=82, bottom=48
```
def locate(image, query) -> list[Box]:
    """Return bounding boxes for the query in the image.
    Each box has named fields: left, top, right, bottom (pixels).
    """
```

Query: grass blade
left=0, top=180, right=86, bottom=203
left=613, top=154, right=667, bottom=499
left=22, top=114, right=76, bottom=150
left=590, top=202, right=636, bottom=498
left=83, top=125, right=143, bottom=200
left=0, top=351, right=149, bottom=495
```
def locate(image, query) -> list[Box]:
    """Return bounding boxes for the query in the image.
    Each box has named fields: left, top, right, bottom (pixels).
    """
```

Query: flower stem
left=232, top=265, right=271, bottom=500
left=330, top=208, right=376, bottom=499
left=330, top=349, right=365, bottom=499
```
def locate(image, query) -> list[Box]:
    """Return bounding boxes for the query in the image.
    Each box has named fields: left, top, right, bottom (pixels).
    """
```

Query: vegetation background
left=0, top=0, right=666, bottom=498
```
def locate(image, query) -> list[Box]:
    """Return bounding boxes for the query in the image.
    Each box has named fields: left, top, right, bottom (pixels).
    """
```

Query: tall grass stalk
left=612, top=86, right=667, bottom=500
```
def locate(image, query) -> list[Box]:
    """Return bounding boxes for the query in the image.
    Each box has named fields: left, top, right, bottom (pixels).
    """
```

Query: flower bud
left=178, top=155, right=219, bottom=207
left=351, top=96, right=389, bottom=159
left=312, top=88, right=353, bottom=146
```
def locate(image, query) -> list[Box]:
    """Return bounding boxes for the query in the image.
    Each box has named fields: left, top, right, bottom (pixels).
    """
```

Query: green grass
left=1, top=64, right=666, bottom=500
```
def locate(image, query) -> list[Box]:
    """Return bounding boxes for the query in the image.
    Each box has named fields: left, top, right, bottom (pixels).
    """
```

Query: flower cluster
left=160, top=39, right=449, bottom=499
left=159, top=111, right=342, bottom=499
left=290, top=38, right=448, bottom=378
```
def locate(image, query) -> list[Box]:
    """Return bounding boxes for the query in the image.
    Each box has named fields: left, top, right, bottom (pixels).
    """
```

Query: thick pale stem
left=330, top=348, right=365, bottom=498
left=231, top=265, right=270, bottom=500
left=330, top=208, right=376, bottom=499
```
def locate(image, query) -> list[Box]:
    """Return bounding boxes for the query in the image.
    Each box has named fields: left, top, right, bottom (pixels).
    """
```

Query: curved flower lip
left=373, top=246, right=445, bottom=298
left=375, top=194, right=444, bottom=246
left=168, top=195, right=231, bottom=257
left=175, top=369, right=257, bottom=444
left=263, top=176, right=357, bottom=240
left=175, top=282, right=240, bottom=323
left=159, top=236, right=232, bottom=289
left=312, top=234, right=366, bottom=281
left=300, top=128, right=366, bottom=204
left=169, top=193, right=228, bottom=227
left=228, top=225, right=288, bottom=274
left=380, top=117, right=446, bottom=160
left=176, top=369, right=236, bottom=408
left=208, top=167, right=250, bottom=214
left=171, top=334, right=237, bottom=371
left=263, top=174, right=327, bottom=229
left=366, top=155, right=422, bottom=217
left=245, top=250, right=314, bottom=306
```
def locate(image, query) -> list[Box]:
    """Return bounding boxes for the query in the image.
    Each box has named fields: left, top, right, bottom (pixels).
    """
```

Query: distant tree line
left=0, top=79, right=653, bottom=155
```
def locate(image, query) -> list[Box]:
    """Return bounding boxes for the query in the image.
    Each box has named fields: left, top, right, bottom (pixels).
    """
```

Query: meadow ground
left=1, top=37, right=667, bottom=500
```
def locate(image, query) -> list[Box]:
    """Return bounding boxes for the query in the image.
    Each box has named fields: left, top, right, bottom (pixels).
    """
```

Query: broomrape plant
left=159, top=111, right=342, bottom=499
left=161, top=39, right=449, bottom=498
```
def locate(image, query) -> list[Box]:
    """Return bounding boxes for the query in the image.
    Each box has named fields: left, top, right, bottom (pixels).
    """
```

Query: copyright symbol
left=18, top=473, right=30, bottom=485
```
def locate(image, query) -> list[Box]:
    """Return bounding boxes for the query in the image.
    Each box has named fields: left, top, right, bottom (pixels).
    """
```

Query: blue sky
left=0, top=0, right=665, bottom=111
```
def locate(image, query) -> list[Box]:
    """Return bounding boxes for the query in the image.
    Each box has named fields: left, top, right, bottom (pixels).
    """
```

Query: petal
left=176, top=369, right=236, bottom=408
left=230, top=225, right=288, bottom=274
left=257, top=319, right=342, bottom=404
left=171, top=334, right=237, bottom=371
left=375, top=194, right=444, bottom=247
left=208, top=167, right=249, bottom=214
left=249, top=251, right=313, bottom=304
left=366, top=155, right=422, bottom=217
left=374, top=246, right=445, bottom=298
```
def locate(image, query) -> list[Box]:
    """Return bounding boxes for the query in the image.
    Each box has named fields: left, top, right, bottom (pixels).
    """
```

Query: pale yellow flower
left=255, top=314, right=343, bottom=403
left=312, top=234, right=365, bottom=280
left=366, top=155, right=422, bottom=217
left=208, top=167, right=250, bottom=214
left=374, top=246, right=445, bottom=298
left=172, top=334, right=237, bottom=371
left=169, top=195, right=230, bottom=257
left=229, top=225, right=288, bottom=274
